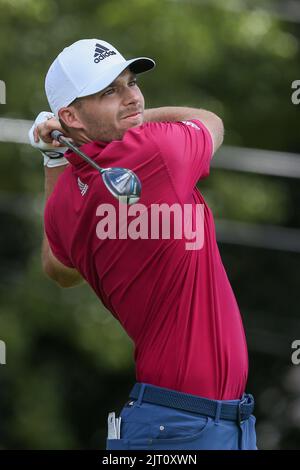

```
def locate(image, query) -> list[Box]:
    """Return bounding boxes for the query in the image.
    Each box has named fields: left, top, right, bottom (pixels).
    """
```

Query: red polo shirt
left=44, top=120, right=248, bottom=400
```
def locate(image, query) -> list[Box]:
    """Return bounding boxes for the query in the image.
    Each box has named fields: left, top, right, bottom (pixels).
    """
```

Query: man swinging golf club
left=29, top=38, right=257, bottom=450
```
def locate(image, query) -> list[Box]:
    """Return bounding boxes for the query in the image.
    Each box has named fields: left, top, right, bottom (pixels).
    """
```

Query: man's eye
left=129, top=80, right=137, bottom=86
left=104, top=88, right=114, bottom=95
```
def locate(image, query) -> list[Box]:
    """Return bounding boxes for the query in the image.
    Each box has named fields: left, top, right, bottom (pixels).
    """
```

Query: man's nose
left=122, top=86, right=139, bottom=105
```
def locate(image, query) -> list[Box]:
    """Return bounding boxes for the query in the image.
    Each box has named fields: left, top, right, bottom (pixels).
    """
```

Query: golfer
left=29, top=39, right=257, bottom=450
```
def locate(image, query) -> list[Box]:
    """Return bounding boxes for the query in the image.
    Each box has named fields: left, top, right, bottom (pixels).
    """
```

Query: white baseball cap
left=45, top=39, right=155, bottom=116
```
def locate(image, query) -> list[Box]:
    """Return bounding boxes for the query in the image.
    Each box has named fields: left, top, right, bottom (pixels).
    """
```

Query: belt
left=129, top=383, right=255, bottom=424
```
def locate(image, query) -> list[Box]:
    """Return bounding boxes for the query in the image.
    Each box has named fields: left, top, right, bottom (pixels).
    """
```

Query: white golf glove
left=28, top=111, right=69, bottom=168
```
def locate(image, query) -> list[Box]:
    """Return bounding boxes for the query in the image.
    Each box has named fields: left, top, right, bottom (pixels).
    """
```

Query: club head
left=102, top=167, right=141, bottom=205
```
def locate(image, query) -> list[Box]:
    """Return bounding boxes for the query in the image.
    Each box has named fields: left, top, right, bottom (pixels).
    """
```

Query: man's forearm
left=44, top=166, right=67, bottom=200
left=42, top=166, right=83, bottom=288
left=43, top=166, right=66, bottom=267
left=144, top=106, right=216, bottom=123
left=144, top=106, right=224, bottom=153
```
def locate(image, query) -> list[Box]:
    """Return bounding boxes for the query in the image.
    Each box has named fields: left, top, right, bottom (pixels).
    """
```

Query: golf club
left=50, top=130, right=141, bottom=205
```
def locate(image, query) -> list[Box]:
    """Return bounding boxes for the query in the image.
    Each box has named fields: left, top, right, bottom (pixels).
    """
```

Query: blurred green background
left=0, top=0, right=300, bottom=449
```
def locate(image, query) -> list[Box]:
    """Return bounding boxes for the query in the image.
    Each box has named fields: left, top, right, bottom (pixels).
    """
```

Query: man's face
left=73, top=68, right=145, bottom=142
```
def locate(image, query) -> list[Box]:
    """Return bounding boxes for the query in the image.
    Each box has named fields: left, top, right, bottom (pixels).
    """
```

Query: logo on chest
left=77, top=177, right=89, bottom=196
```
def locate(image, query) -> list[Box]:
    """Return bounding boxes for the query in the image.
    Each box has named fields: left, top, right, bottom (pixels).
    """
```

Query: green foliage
left=0, top=0, right=299, bottom=449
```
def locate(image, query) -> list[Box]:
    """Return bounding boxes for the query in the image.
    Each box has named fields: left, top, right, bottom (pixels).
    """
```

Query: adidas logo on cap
left=94, top=43, right=116, bottom=63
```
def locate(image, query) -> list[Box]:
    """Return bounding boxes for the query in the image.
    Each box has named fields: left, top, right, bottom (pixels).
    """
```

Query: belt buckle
left=237, top=396, right=247, bottom=424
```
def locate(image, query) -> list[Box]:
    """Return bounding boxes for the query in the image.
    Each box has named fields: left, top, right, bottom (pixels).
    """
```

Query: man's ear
left=58, top=106, right=83, bottom=130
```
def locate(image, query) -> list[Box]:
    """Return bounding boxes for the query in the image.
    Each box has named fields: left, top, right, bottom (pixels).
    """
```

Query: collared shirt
left=45, top=120, right=248, bottom=400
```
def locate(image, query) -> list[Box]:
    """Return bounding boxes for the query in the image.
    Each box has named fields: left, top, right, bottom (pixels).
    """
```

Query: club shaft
left=51, top=130, right=105, bottom=173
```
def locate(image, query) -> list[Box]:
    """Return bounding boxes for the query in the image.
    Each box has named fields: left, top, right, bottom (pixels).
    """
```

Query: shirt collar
left=65, top=140, right=109, bottom=167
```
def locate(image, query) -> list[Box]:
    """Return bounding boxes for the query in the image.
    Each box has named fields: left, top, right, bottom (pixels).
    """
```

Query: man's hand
left=28, top=111, right=69, bottom=168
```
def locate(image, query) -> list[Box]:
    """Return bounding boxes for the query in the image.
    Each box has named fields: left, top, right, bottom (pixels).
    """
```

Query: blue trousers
left=106, top=384, right=257, bottom=450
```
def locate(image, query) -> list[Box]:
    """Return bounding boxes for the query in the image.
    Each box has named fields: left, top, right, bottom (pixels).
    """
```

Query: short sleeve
left=44, top=197, right=74, bottom=268
left=145, top=119, right=213, bottom=201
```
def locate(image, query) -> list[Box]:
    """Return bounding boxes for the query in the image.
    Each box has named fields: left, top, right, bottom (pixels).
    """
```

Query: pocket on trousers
left=150, top=415, right=212, bottom=445
left=121, top=420, right=151, bottom=441
left=118, top=416, right=213, bottom=450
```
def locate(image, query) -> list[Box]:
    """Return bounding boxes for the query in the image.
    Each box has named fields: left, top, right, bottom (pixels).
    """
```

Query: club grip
left=51, top=130, right=64, bottom=142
